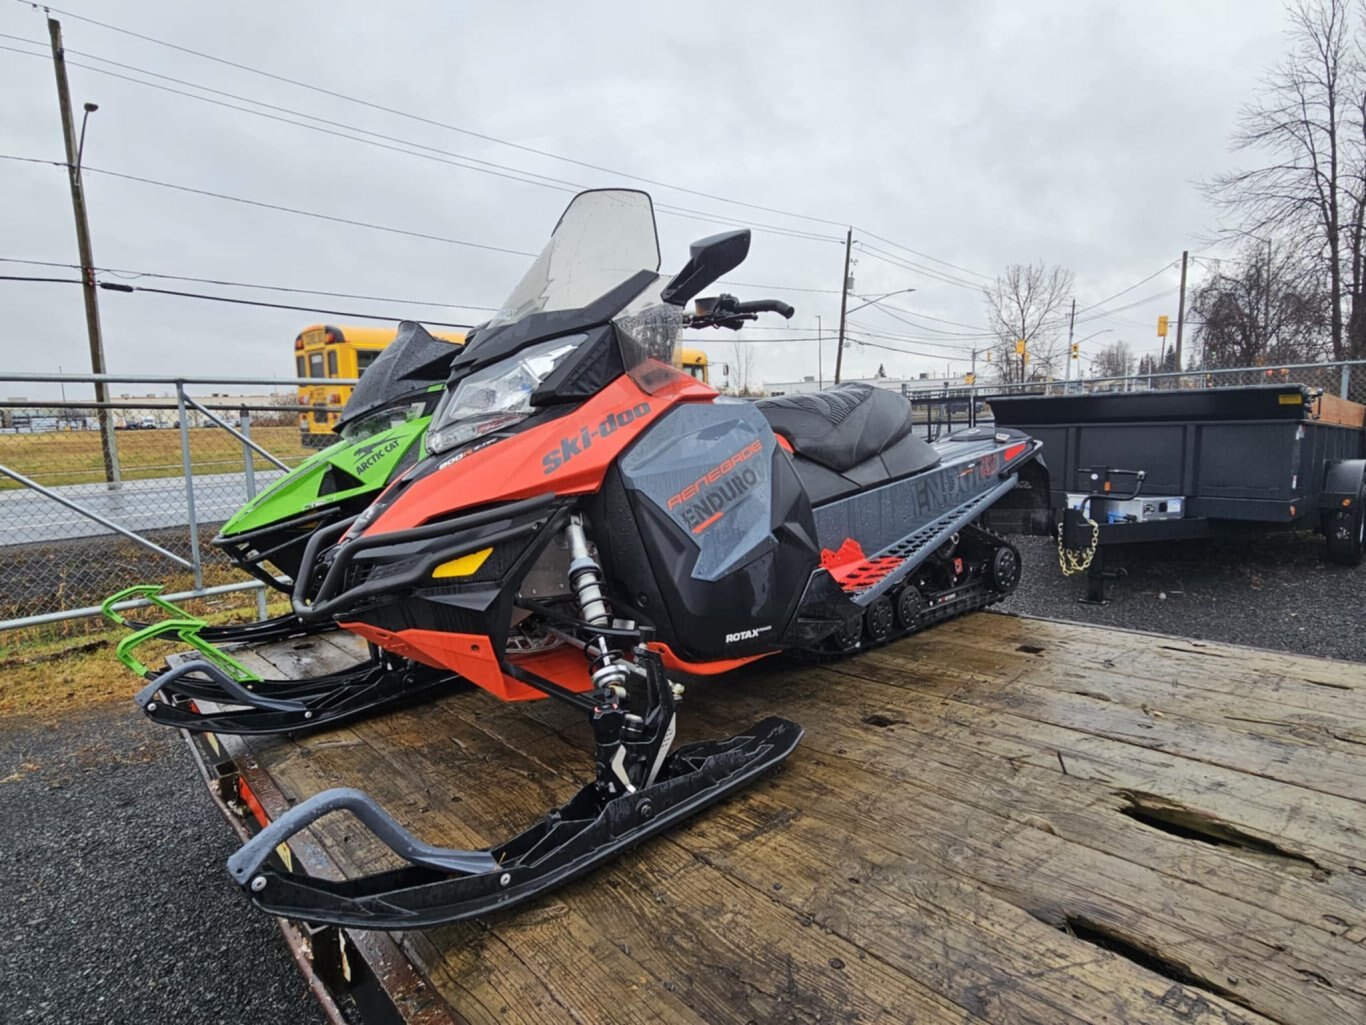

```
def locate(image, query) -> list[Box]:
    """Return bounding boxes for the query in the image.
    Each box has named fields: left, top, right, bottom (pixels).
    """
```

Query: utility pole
left=49, top=17, right=119, bottom=486
left=1064, top=297, right=1076, bottom=390
left=1174, top=249, right=1188, bottom=371
left=834, top=227, right=853, bottom=384
left=816, top=315, right=824, bottom=388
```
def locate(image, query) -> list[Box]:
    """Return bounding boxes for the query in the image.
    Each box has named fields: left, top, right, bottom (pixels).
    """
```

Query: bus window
left=327, top=350, right=339, bottom=377
left=309, top=353, right=324, bottom=378
left=686, top=365, right=704, bottom=380
left=356, top=349, right=382, bottom=376
left=296, top=355, right=306, bottom=378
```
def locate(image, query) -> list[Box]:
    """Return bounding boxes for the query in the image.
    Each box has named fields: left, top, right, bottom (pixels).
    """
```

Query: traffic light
left=964, top=372, right=976, bottom=384
left=1014, top=338, right=1027, bottom=355
left=985, top=349, right=993, bottom=363
left=1157, top=315, right=1169, bottom=338
left=1070, top=342, right=1080, bottom=359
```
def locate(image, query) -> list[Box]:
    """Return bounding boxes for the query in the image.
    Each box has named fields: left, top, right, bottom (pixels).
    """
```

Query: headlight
left=426, top=335, right=587, bottom=456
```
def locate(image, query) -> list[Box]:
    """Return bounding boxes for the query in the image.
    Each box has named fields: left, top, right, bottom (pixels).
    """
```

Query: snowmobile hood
left=218, top=411, right=431, bottom=539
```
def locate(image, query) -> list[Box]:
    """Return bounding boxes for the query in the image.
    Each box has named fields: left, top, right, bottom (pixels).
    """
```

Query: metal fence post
left=176, top=383, right=203, bottom=591
left=241, top=406, right=257, bottom=499
left=1341, top=362, right=1351, bottom=399
left=239, top=406, right=269, bottom=619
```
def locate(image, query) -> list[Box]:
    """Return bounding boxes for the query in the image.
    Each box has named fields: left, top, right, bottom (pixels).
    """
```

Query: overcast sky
left=1, top=0, right=1290, bottom=398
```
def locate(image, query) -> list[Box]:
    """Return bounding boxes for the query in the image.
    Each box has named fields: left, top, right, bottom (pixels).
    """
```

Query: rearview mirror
left=660, top=230, right=751, bottom=306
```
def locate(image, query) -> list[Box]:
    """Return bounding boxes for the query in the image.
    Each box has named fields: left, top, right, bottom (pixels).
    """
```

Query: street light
left=77, top=101, right=98, bottom=170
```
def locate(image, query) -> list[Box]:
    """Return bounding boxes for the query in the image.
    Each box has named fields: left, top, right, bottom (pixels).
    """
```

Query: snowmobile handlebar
left=732, top=299, right=795, bottom=319
left=686, top=294, right=795, bottom=330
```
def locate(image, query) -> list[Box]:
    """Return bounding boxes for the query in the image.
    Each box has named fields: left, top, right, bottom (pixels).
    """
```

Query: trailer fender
left=982, top=456, right=1053, bottom=536
left=1320, top=459, right=1366, bottom=507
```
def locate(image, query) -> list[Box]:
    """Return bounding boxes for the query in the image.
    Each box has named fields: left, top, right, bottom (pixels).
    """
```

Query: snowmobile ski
left=101, top=584, right=330, bottom=648
left=133, top=652, right=456, bottom=735
left=228, top=647, right=801, bottom=928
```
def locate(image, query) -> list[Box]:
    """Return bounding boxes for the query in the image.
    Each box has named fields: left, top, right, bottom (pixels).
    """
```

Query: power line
left=20, top=8, right=982, bottom=266
left=853, top=242, right=985, bottom=291
left=854, top=227, right=993, bottom=281
left=2, top=41, right=843, bottom=246
left=1074, top=261, right=1178, bottom=315
left=0, top=256, right=498, bottom=310
left=30, top=7, right=854, bottom=232
left=0, top=272, right=475, bottom=326
left=0, top=153, right=540, bottom=256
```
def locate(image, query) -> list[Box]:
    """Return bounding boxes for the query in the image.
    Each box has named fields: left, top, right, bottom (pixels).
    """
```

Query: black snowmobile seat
left=757, top=383, right=937, bottom=475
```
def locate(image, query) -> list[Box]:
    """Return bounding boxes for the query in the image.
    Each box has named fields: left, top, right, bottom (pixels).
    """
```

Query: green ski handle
left=115, top=617, right=263, bottom=683
left=101, top=584, right=198, bottom=629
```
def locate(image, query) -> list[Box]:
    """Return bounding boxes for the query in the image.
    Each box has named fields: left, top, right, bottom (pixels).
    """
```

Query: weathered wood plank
left=502, top=694, right=1283, bottom=1025
left=939, top=614, right=1366, bottom=706
left=885, top=629, right=1366, bottom=736
left=834, top=648, right=1366, bottom=800
left=210, top=616, right=1366, bottom=1025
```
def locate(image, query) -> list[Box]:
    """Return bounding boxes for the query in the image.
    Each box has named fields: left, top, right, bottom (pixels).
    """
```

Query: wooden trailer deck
left=202, top=613, right=1366, bottom=1025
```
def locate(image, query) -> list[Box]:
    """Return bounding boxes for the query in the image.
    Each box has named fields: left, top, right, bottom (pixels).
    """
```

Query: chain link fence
left=0, top=373, right=346, bottom=642
left=2, top=362, right=1363, bottom=639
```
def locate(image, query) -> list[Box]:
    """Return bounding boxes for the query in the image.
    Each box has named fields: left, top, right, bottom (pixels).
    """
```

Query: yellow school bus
left=677, top=348, right=709, bottom=385
left=294, top=324, right=466, bottom=446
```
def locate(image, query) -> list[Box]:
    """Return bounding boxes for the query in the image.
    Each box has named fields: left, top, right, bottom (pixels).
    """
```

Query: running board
left=228, top=716, right=803, bottom=929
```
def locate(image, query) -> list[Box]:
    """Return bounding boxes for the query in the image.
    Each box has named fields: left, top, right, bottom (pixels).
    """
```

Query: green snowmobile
left=104, top=321, right=467, bottom=732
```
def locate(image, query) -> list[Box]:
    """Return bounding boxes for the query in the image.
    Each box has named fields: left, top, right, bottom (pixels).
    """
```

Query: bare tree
left=1189, top=242, right=1329, bottom=367
left=981, top=262, right=1075, bottom=383
left=1204, top=0, right=1366, bottom=359
left=1092, top=339, right=1136, bottom=380
left=729, top=339, right=758, bottom=396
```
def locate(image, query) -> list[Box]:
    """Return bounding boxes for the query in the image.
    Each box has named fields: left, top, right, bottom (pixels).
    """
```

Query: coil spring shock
left=565, top=514, right=629, bottom=693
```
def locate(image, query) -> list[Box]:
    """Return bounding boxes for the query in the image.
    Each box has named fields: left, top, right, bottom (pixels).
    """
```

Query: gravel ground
left=999, top=529, right=1366, bottom=663
left=0, top=708, right=327, bottom=1025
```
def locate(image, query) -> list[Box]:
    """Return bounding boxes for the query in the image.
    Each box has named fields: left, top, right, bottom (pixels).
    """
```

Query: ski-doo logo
left=353, top=437, right=403, bottom=475
left=725, top=625, right=771, bottom=644
left=541, top=402, right=651, bottom=474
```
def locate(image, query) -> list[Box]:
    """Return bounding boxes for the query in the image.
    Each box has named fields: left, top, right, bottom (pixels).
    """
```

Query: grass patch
left=0, top=593, right=293, bottom=719
left=0, top=426, right=311, bottom=489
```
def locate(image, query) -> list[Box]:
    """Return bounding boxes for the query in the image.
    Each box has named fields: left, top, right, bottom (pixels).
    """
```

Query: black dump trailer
left=985, top=383, right=1366, bottom=600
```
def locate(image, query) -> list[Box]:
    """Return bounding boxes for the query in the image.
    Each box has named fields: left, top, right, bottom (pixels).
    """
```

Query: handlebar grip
left=734, top=299, right=795, bottom=319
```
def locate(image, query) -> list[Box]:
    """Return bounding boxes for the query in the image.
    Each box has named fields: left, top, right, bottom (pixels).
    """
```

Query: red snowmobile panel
left=364, top=370, right=713, bottom=537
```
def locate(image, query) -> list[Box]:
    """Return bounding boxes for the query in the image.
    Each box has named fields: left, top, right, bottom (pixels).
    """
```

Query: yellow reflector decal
left=1278, top=393, right=1303, bottom=405
left=432, top=547, right=493, bottom=579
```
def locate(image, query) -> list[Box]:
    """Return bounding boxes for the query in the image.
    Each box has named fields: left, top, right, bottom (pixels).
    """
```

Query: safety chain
left=1057, top=514, right=1099, bottom=576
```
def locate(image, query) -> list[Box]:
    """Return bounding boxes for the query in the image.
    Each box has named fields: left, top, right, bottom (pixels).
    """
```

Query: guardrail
left=0, top=372, right=348, bottom=634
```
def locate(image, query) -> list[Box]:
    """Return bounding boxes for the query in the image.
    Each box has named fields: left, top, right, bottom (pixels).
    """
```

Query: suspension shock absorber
left=565, top=513, right=630, bottom=694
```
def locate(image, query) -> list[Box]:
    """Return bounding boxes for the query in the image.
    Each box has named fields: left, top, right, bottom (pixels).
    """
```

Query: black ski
left=228, top=716, right=801, bottom=929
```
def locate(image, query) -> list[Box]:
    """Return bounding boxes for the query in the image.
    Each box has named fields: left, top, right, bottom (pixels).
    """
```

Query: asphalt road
left=0, top=708, right=327, bottom=1025
left=0, top=470, right=288, bottom=547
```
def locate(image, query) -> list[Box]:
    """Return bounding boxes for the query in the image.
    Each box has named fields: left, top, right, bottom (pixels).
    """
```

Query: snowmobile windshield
left=339, top=398, right=429, bottom=444
left=335, top=322, right=464, bottom=433
left=484, top=189, right=661, bottom=332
